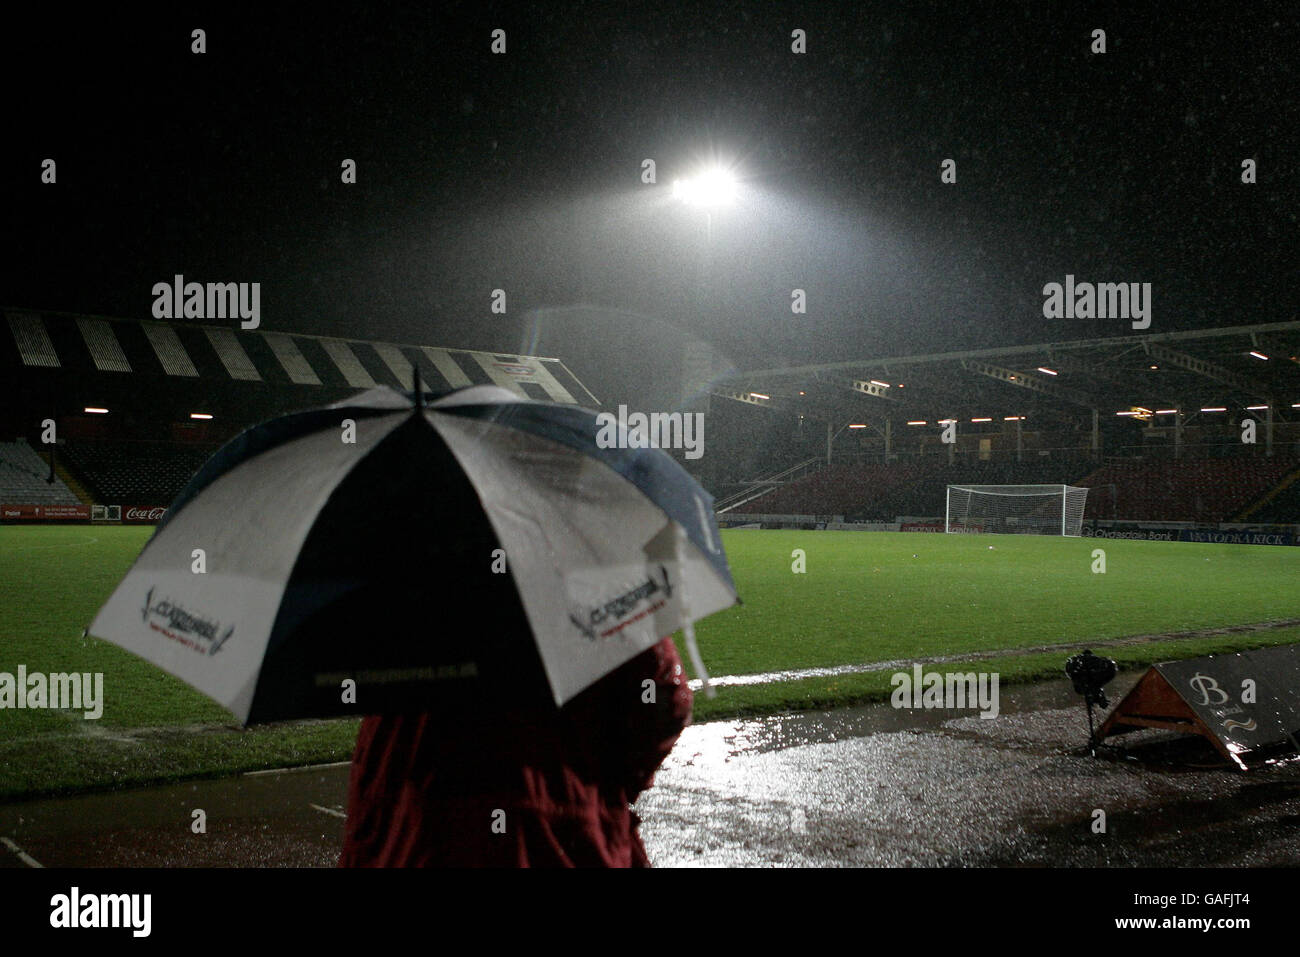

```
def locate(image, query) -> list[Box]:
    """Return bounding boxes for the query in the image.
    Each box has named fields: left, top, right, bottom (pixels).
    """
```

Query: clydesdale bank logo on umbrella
left=568, top=565, right=673, bottom=642
left=141, top=586, right=235, bottom=657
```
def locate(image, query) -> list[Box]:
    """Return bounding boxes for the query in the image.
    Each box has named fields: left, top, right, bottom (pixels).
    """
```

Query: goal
left=945, top=485, right=1089, bottom=536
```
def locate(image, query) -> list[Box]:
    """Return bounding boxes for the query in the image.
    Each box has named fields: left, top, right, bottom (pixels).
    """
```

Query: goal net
left=945, top=485, right=1089, bottom=536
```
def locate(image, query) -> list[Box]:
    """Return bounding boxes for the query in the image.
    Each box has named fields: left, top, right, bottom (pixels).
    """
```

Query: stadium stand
left=60, top=441, right=217, bottom=505
left=3, top=309, right=1298, bottom=529
left=1231, top=466, right=1300, bottom=525
left=1, top=308, right=604, bottom=517
left=746, top=462, right=930, bottom=517
left=0, top=441, right=81, bottom=505
left=724, top=455, right=1300, bottom=526
left=1075, top=458, right=1298, bottom=524
left=740, top=459, right=1077, bottom=520
left=867, top=461, right=1076, bottom=521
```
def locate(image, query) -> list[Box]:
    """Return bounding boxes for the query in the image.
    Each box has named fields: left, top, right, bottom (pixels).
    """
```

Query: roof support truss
left=1142, top=342, right=1270, bottom=399
left=959, top=359, right=1096, bottom=409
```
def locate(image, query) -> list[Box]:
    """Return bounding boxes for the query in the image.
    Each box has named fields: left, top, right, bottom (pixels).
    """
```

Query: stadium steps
left=1233, top=465, right=1300, bottom=522
left=716, top=458, right=825, bottom=513
left=1071, top=465, right=1105, bottom=487
left=52, top=455, right=97, bottom=505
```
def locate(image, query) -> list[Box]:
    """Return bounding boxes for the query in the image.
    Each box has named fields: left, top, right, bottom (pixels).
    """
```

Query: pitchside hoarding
left=0, top=504, right=91, bottom=521
left=1178, top=529, right=1297, bottom=546
left=0, top=505, right=165, bottom=523
left=1084, top=524, right=1298, bottom=545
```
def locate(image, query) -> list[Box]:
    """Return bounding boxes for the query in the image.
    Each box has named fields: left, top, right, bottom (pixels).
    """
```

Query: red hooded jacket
left=339, top=636, right=692, bottom=867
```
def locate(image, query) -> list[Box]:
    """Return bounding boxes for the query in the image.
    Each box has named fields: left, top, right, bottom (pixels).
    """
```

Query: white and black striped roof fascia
left=1, top=309, right=600, bottom=406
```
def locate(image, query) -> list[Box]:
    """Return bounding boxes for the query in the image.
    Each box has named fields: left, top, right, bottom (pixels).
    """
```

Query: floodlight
left=672, top=166, right=738, bottom=206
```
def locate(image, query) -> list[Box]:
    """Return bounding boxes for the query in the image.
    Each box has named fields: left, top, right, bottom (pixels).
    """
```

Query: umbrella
left=87, top=383, right=737, bottom=725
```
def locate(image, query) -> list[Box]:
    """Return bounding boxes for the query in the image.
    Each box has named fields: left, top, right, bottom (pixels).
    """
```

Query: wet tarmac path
left=5, top=675, right=1300, bottom=867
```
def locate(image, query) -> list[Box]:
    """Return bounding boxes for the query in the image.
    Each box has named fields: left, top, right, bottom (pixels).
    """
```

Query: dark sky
left=4, top=1, right=1296, bottom=377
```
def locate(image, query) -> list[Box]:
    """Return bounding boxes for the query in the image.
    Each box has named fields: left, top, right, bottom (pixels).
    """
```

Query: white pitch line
left=244, top=760, right=351, bottom=777
left=1, top=837, right=44, bottom=868
left=309, top=804, right=347, bottom=819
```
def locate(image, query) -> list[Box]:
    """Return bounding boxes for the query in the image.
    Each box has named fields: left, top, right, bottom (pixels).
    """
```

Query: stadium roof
left=713, top=321, right=1300, bottom=426
left=2, top=308, right=599, bottom=407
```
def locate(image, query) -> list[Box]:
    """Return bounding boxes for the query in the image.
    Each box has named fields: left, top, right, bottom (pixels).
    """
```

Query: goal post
left=945, top=484, right=1089, bottom=536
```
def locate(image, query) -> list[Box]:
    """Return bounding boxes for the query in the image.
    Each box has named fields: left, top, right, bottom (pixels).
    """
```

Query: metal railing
left=715, top=458, right=826, bottom=513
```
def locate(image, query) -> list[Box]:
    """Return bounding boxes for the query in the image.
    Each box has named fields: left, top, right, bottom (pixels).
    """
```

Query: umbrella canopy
left=88, top=385, right=737, bottom=725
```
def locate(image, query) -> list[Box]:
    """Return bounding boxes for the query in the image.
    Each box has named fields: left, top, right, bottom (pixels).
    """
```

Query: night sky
left=4, top=2, right=1296, bottom=384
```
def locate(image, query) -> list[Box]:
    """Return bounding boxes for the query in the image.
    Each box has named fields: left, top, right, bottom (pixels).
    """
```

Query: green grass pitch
left=696, top=529, right=1300, bottom=675
left=2, top=524, right=1300, bottom=798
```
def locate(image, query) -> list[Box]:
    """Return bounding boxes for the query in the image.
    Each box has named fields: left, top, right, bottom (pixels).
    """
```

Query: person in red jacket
left=339, top=635, right=692, bottom=867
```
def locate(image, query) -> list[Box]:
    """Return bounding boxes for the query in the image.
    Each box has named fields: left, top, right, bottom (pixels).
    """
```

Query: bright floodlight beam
left=672, top=167, right=738, bottom=206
